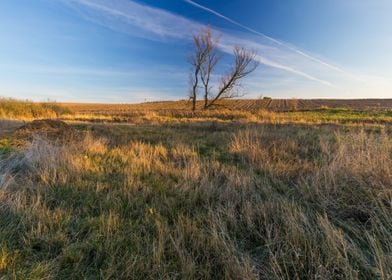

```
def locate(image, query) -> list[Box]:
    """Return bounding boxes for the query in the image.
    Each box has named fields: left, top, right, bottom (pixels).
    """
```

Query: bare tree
left=188, top=27, right=216, bottom=111
left=188, top=28, right=258, bottom=110
left=199, top=34, right=220, bottom=109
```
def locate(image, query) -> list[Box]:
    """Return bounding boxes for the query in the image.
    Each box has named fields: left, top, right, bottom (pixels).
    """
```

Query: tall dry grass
left=229, top=127, right=392, bottom=279
left=0, top=98, right=72, bottom=120
left=0, top=124, right=391, bottom=279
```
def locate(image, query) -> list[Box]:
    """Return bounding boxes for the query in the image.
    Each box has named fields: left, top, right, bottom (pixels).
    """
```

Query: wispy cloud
left=61, top=0, right=338, bottom=87
left=217, top=42, right=334, bottom=87
left=59, top=0, right=392, bottom=98
left=1, top=64, right=133, bottom=77
left=63, top=0, right=201, bottom=40
left=0, top=63, right=187, bottom=80
left=184, top=0, right=345, bottom=73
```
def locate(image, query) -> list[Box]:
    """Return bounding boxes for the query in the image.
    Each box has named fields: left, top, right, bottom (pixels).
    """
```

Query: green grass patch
left=0, top=138, right=13, bottom=154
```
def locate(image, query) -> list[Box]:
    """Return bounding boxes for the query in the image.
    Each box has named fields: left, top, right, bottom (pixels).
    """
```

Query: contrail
left=64, top=0, right=337, bottom=88
left=217, top=43, right=336, bottom=88
left=184, top=0, right=345, bottom=73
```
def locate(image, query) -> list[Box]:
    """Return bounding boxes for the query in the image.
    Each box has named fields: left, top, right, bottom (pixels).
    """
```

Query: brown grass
left=0, top=118, right=391, bottom=279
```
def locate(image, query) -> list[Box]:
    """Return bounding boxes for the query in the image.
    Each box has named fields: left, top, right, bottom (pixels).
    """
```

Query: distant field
left=58, top=99, right=392, bottom=126
left=64, top=98, right=392, bottom=113
left=3, top=97, right=392, bottom=125
left=3, top=97, right=392, bottom=126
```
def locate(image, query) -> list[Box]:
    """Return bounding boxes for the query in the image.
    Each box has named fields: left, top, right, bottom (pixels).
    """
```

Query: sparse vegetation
left=1, top=99, right=392, bottom=279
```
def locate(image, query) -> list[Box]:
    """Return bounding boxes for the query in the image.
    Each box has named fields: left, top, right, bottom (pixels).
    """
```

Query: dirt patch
left=0, top=120, right=25, bottom=138
left=15, top=119, right=75, bottom=141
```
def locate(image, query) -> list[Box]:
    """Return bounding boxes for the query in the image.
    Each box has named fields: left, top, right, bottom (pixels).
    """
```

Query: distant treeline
left=0, top=98, right=72, bottom=119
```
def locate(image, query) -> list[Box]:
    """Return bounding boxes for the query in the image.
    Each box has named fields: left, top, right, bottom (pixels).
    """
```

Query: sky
left=0, top=0, right=391, bottom=103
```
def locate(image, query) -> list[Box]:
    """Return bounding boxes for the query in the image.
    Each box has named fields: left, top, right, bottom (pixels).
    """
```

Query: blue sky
left=0, top=0, right=391, bottom=103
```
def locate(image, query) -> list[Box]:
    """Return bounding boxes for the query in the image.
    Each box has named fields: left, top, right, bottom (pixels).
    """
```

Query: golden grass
left=1, top=98, right=392, bottom=278
left=0, top=119, right=391, bottom=279
left=3, top=98, right=392, bottom=126
left=0, top=98, right=72, bottom=120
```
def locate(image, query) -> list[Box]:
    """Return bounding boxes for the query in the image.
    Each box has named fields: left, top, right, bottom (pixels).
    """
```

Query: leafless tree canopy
left=199, top=32, right=220, bottom=109
left=208, top=47, right=258, bottom=108
left=188, top=28, right=218, bottom=110
left=188, top=28, right=259, bottom=110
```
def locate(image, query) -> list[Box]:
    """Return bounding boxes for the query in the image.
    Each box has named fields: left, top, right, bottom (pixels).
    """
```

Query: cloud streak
left=1, top=64, right=133, bottom=77
left=62, top=0, right=338, bottom=88
left=217, top=43, right=334, bottom=87
left=0, top=63, right=187, bottom=80
left=63, top=0, right=200, bottom=39
left=184, top=0, right=345, bottom=73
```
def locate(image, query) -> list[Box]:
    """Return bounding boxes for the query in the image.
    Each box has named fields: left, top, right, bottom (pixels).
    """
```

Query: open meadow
left=1, top=98, right=392, bottom=279
left=2, top=0, right=392, bottom=278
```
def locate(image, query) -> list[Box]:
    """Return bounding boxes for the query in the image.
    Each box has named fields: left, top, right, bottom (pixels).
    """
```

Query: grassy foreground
left=0, top=101, right=392, bottom=279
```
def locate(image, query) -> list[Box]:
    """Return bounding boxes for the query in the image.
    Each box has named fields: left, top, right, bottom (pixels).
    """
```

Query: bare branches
left=188, top=29, right=258, bottom=110
left=207, top=47, right=258, bottom=108
left=199, top=32, right=220, bottom=109
left=188, top=27, right=217, bottom=111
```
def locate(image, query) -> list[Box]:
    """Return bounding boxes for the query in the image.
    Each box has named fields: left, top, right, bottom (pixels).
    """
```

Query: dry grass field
left=64, top=98, right=392, bottom=112
left=60, top=99, right=392, bottom=125
left=1, top=98, right=392, bottom=279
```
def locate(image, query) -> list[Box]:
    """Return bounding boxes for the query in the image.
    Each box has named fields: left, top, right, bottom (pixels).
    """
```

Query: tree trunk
left=191, top=73, right=198, bottom=111
left=192, top=97, right=196, bottom=111
left=204, top=89, right=208, bottom=109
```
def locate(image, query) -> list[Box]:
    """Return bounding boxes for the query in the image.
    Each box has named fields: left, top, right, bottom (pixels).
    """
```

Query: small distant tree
left=188, top=28, right=259, bottom=110
left=289, top=98, right=299, bottom=111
